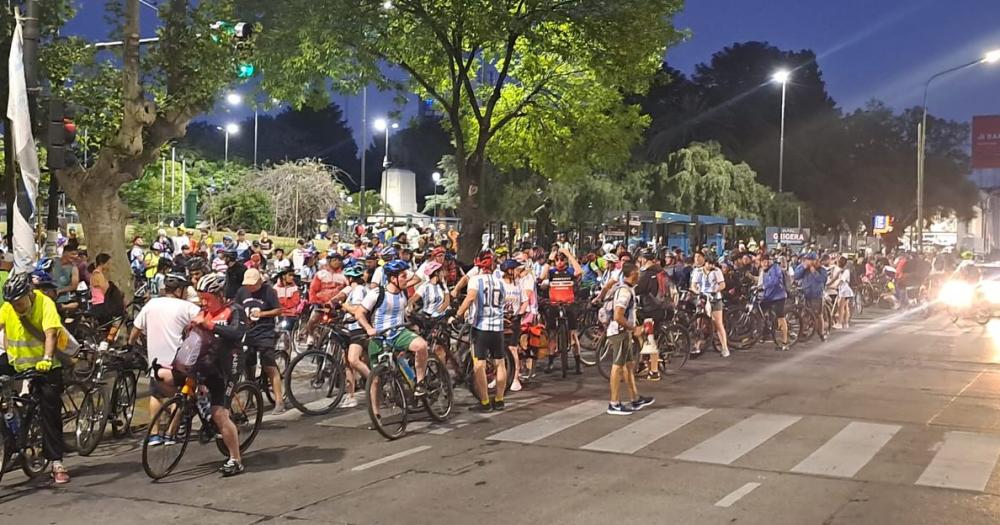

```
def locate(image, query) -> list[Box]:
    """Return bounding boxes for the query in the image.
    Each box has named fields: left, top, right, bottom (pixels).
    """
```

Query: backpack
left=655, top=270, right=669, bottom=302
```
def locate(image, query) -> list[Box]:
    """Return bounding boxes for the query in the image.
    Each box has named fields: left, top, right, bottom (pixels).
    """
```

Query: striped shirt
left=468, top=273, right=506, bottom=332
left=417, top=281, right=448, bottom=318
left=361, top=286, right=407, bottom=339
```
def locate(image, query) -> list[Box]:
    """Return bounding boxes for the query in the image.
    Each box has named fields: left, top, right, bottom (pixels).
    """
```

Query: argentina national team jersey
left=345, top=285, right=367, bottom=330
left=502, top=278, right=524, bottom=316
left=469, top=274, right=506, bottom=332
left=363, top=287, right=408, bottom=338
left=418, top=281, right=447, bottom=317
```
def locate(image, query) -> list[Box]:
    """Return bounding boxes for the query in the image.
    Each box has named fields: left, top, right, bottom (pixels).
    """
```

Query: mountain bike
left=0, top=370, right=52, bottom=483
left=75, top=346, right=141, bottom=456
left=367, top=325, right=453, bottom=440
left=542, top=300, right=579, bottom=378
left=141, top=360, right=263, bottom=480
left=283, top=310, right=349, bottom=415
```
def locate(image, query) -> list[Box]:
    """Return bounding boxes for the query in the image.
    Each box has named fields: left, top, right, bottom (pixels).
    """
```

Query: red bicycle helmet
left=474, top=250, right=494, bottom=270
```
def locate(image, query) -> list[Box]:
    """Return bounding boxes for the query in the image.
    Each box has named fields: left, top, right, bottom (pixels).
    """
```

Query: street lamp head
left=225, top=123, right=240, bottom=134
left=391, top=122, right=399, bottom=129
left=772, top=70, right=791, bottom=84
left=983, top=49, right=1000, bottom=64
left=432, top=171, right=441, bottom=183
left=226, top=92, right=243, bottom=106
left=373, top=118, right=388, bottom=132
left=382, top=0, right=393, bottom=9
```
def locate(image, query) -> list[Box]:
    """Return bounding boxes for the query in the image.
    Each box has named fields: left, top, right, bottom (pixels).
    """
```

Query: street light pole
left=224, top=129, right=230, bottom=164
left=360, top=86, right=368, bottom=225
left=772, top=69, right=791, bottom=238
left=253, top=108, right=259, bottom=168
left=917, top=49, right=1000, bottom=251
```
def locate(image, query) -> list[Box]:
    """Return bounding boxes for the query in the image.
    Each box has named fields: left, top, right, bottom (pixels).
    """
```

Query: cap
left=804, top=253, right=818, bottom=261
left=242, top=268, right=263, bottom=286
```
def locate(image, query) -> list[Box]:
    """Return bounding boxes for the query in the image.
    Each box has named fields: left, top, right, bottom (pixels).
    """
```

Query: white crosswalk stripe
left=916, top=431, right=1000, bottom=492
left=675, top=413, right=801, bottom=465
left=791, top=421, right=900, bottom=478
left=487, top=400, right=606, bottom=444
left=582, top=407, right=711, bottom=454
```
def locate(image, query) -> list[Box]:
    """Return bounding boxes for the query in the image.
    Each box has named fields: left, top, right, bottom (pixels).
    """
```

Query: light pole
left=917, top=49, right=1000, bottom=251
left=772, top=69, right=790, bottom=236
left=219, top=123, right=239, bottom=163
left=432, top=171, right=442, bottom=218
left=374, top=118, right=399, bottom=219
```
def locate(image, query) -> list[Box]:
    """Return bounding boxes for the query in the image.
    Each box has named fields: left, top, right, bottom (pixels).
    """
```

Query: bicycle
left=542, top=300, right=578, bottom=378
left=0, top=370, right=52, bottom=483
left=141, top=359, right=264, bottom=480
left=283, top=310, right=349, bottom=415
left=367, top=324, right=453, bottom=440
left=75, top=346, right=142, bottom=456
left=729, top=288, right=800, bottom=350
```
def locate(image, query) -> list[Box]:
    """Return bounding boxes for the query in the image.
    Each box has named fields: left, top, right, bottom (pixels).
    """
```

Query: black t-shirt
left=234, top=284, right=280, bottom=344
left=225, top=263, right=246, bottom=300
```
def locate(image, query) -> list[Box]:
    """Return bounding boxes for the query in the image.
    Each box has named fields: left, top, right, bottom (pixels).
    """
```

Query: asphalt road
left=3, top=307, right=1000, bottom=525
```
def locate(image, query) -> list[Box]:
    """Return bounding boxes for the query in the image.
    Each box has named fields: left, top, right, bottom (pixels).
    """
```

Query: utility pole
left=23, top=1, right=58, bottom=253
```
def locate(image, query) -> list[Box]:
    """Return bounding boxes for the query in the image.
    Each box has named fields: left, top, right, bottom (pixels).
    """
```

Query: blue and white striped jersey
left=344, top=284, right=367, bottom=331
left=361, top=286, right=407, bottom=338
left=417, top=281, right=448, bottom=317
left=468, top=273, right=506, bottom=332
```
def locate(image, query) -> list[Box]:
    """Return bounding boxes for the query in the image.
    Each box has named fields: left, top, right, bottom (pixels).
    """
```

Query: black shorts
left=472, top=328, right=506, bottom=360
left=202, top=350, right=236, bottom=407
left=761, top=299, right=786, bottom=319
left=805, top=297, right=823, bottom=315
left=346, top=328, right=368, bottom=345
left=504, top=318, right=521, bottom=348
left=544, top=302, right=578, bottom=332
left=246, top=343, right=278, bottom=368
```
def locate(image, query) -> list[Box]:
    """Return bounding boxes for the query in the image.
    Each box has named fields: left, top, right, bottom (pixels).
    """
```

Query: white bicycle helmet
left=196, top=273, right=227, bottom=295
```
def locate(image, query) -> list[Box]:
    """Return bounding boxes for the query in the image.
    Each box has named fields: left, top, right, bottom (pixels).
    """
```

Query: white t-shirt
left=272, top=258, right=291, bottom=272
left=134, top=297, right=201, bottom=368
left=607, top=285, right=637, bottom=337
left=173, top=235, right=190, bottom=254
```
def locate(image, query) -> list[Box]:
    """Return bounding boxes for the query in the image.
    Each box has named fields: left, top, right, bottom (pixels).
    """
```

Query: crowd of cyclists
left=0, top=224, right=979, bottom=484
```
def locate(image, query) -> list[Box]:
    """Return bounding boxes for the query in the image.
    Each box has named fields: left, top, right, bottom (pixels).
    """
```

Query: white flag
left=6, top=17, right=40, bottom=273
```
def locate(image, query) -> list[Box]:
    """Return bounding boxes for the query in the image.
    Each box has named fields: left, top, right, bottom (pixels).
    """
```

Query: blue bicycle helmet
left=381, top=246, right=398, bottom=260
left=344, top=264, right=365, bottom=279
left=383, top=260, right=410, bottom=277
left=35, top=258, right=53, bottom=273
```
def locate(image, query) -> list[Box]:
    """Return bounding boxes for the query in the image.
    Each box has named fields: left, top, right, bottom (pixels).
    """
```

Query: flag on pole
left=6, top=16, right=40, bottom=273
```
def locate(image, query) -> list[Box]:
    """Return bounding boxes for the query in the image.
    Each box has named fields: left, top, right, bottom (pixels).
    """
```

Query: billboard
left=972, top=116, right=1000, bottom=169
left=765, top=227, right=810, bottom=248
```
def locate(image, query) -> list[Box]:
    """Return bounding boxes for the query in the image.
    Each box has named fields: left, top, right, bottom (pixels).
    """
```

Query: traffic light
left=47, top=98, right=78, bottom=170
left=210, top=20, right=257, bottom=78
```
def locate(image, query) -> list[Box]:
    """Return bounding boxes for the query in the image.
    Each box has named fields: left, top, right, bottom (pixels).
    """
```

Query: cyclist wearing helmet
left=221, top=248, right=245, bottom=300
left=500, top=258, right=527, bottom=393
left=451, top=249, right=497, bottom=299
left=540, top=246, right=584, bottom=374
left=455, top=251, right=510, bottom=411
left=191, top=273, right=248, bottom=476
left=357, top=260, right=431, bottom=398
left=408, top=261, right=450, bottom=319
left=415, top=246, right=447, bottom=285
left=0, top=273, right=70, bottom=483
left=335, top=264, right=372, bottom=408
left=129, top=273, right=200, bottom=447
left=369, top=247, right=399, bottom=286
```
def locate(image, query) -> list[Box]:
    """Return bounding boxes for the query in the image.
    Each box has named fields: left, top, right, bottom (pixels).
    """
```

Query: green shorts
left=607, top=332, right=635, bottom=366
left=367, top=328, right=421, bottom=363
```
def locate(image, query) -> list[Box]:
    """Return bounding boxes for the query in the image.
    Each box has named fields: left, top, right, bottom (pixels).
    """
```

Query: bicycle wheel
left=61, top=380, right=87, bottom=452
left=217, top=382, right=264, bottom=455
left=798, top=308, right=816, bottom=343
left=20, top=409, right=50, bottom=478
left=367, top=365, right=408, bottom=440
left=659, top=323, right=691, bottom=371
left=595, top=334, right=613, bottom=379
left=423, top=356, right=453, bottom=422
left=852, top=295, right=864, bottom=317
left=76, top=387, right=110, bottom=456
left=111, top=371, right=138, bottom=438
left=728, top=312, right=757, bottom=350
left=142, top=396, right=192, bottom=480
left=260, top=349, right=290, bottom=405
left=284, top=350, right=345, bottom=415
left=558, top=325, right=569, bottom=378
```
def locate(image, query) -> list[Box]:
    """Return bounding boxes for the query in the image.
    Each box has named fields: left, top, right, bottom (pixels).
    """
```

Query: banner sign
left=972, top=116, right=1000, bottom=169
left=765, top=227, right=810, bottom=247
left=872, top=215, right=893, bottom=235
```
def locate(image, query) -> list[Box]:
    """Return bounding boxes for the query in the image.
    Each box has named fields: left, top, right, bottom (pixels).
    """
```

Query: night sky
left=62, top=0, right=1000, bottom=146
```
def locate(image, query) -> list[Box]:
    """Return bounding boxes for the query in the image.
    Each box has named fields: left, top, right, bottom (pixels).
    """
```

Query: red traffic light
left=63, top=119, right=77, bottom=135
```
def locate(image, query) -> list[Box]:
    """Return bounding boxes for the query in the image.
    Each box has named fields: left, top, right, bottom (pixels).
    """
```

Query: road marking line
left=675, top=413, right=801, bottom=465
left=351, top=445, right=432, bottom=472
left=916, top=431, right=1000, bottom=492
left=926, top=369, right=987, bottom=426
left=487, top=400, right=606, bottom=444
left=714, top=482, right=762, bottom=508
left=427, top=395, right=548, bottom=435
left=791, top=421, right=900, bottom=478
left=581, top=407, right=711, bottom=454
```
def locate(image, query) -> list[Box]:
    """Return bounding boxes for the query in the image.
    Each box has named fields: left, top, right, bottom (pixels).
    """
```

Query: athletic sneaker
left=219, top=458, right=245, bottom=477
left=271, top=404, right=287, bottom=416
left=468, top=402, right=493, bottom=413
left=631, top=396, right=655, bottom=411
left=339, top=396, right=359, bottom=409
left=607, top=403, right=636, bottom=416
left=510, top=380, right=523, bottom=392
left=492, top=399, right=505, bottom=411
left=646, top=371, right=662, bottom=382
left=146, top=435, right=165, bottom=447
left=720, top=348, right=731, bottom=358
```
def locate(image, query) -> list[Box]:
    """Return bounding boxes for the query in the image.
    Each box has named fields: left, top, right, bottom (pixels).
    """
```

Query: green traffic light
left=238, top=63, right=256, bottom=78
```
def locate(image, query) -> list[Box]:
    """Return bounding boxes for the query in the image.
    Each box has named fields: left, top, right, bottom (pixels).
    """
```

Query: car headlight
left=980, top=281, right=1000, bottom=304
left=940, top=281, right=975, bottom=307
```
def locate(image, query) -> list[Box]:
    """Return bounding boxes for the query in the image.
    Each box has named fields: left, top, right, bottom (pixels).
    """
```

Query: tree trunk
left=457, top=156, right=486, bottom=263
left=59, top=171, right=133, bottom=295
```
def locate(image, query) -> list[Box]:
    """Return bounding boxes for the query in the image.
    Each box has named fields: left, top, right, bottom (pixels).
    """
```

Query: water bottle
left=4, top=409, right=19, bottom=437
left=397, top=355, right=416, bottom=384
left=196, top=387, right=212, bottom=421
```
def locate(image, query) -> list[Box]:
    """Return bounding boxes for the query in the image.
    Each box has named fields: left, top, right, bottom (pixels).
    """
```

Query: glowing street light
left=771, top=69, right=790, bottom=84
left=382, top=0, right=393, bottom=9
left=983, top=49, right=1000, bottom=64
left=772, top=69, right=791, bottom=232
left=218, top=123, right=240, bottom=163
left=225, top=92, right=243, bottom=106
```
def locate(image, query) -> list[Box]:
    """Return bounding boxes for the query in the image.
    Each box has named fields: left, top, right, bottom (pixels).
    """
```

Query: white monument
left=379, top=168, right=418, bottom=215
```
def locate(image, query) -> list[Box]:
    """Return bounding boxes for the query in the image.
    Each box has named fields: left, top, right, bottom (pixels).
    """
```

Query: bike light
left=940, top=281, right=975, bottom=308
